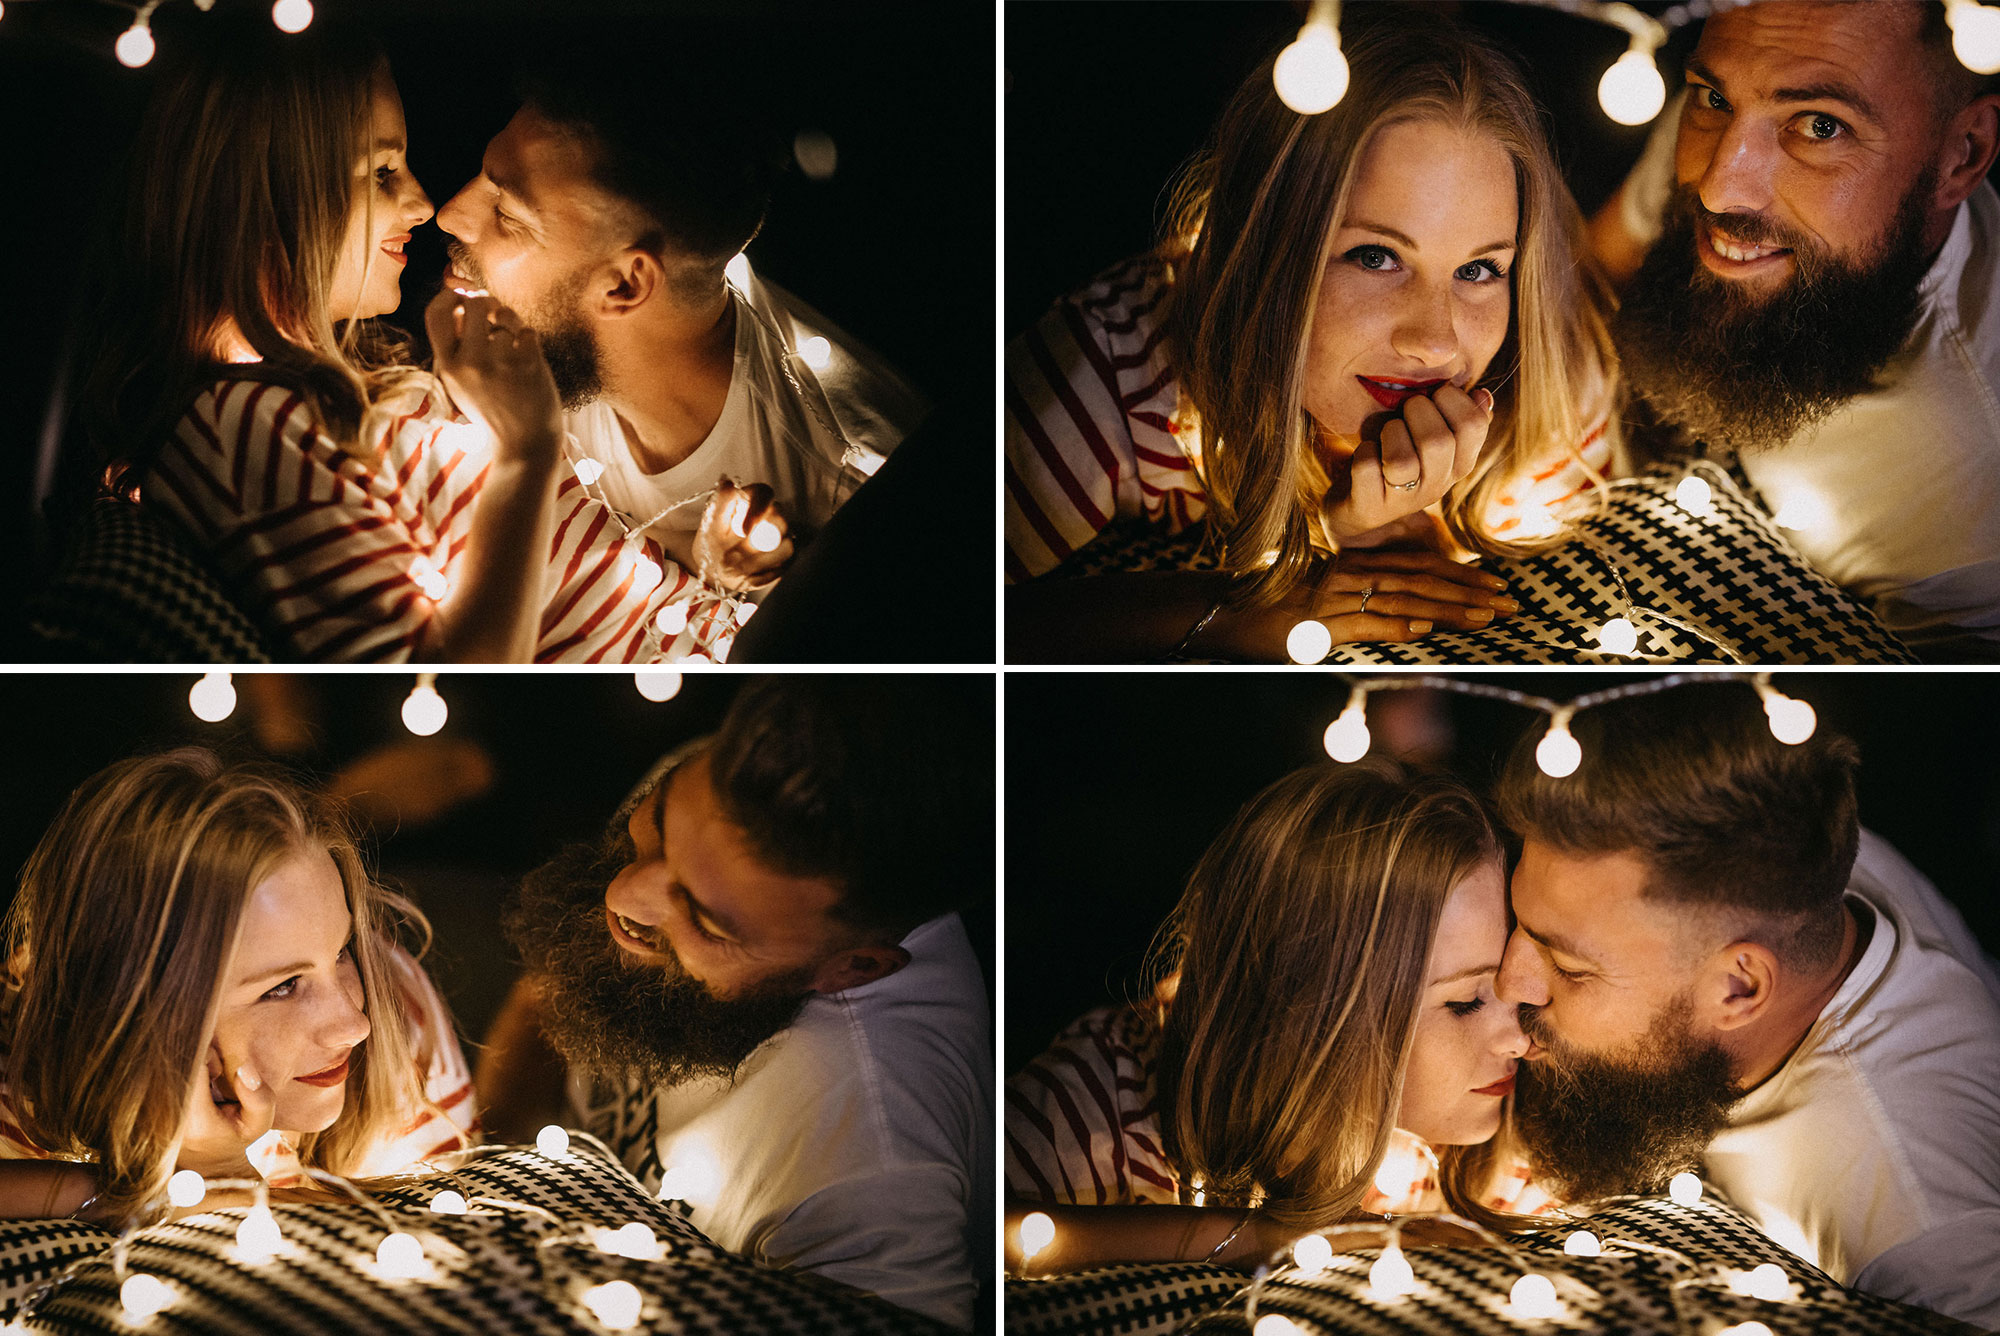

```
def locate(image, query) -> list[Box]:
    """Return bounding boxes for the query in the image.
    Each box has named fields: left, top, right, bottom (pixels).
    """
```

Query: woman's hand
left=178, top=1043, right=276, bottom=1180
left=425, top=288, right=562, bottom=464
left=1325, top=385, right=1494, bottom=549
left=1197, top=550, right=1517, bottom=661
left=694, top=480, right=794, bottom=591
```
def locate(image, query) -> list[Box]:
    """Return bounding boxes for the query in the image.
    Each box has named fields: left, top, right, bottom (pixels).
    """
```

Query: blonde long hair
left=77, top=17, right=428, bottom=492
left=1149, top=760, right=1525, bottom=1231
left=4, top=749, right=452, bottom=1219
left=1164, top=13, right=1617, bottom=603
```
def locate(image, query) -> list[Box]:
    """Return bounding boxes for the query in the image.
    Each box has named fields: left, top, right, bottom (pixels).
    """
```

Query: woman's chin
left=278, top=1089, right=347, bottom=1134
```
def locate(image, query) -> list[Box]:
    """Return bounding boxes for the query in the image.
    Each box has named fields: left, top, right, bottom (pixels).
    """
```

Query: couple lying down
left=1006, top=687, right=2000, bottom=1330
left=0, top=679, right=990, bottom=1330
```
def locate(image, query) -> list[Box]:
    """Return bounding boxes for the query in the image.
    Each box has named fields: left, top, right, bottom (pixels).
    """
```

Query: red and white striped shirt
left=1007, top=1005, right=1556, bottom=1216
left=147, top=377, right=737, bottom=662
left=1004, top=257, right=1612, bottom=581
left=0, top=944, right=477, bottom=1187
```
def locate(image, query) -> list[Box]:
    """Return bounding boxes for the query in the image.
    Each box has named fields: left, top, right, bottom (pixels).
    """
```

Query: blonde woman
left=0, top=750, right=474, bottom=1224
left=1005, top=762, right=1552, bottom=1272
left=73, top=19, right=732, bottom=662
left=1006, top=13, right=1618, bottom=661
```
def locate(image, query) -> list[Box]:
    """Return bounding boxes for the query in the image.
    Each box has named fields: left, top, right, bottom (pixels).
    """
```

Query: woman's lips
left=1357, top=375, right=1449, bottom=410
left=296, top=1054, right=351, bottom=1087
left=1473, top=1072, right=1516, bottom=1098
left=380, top=234, right=411, bottom=268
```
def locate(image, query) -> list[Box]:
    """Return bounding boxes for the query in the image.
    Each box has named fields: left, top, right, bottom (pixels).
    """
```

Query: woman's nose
left=405, top=175, right=435, bottom=230
left=1390, top=284, right=1460, bottom=369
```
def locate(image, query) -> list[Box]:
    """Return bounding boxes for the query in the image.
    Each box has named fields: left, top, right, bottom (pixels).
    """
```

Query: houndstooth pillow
left=1, top=1135, right=948, bottom=1335
left=1048, top=464, right=1914, bottom=665
left=1009, top=1194, right=1973, bottom=1336
left=22, top=497, right=272, bottom=663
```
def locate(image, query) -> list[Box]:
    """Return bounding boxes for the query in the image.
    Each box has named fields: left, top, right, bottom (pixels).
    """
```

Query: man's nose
left=1694, top=118, right=1779, bottom=219
left=435, top=184, right=476, bottom=240
left=1495, top=927, right=1550, bottom=1007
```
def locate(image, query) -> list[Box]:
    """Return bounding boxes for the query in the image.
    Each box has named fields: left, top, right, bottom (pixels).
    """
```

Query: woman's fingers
left=1325, top=613, right=1438, bottom=643
left=1318, top=572, right=1517, bottom=615
left=423, top=287, right=462, bottom=361
left=1338, top=548, right=1511, bottom=591
left=1428, top=383, right=1494, bottom=480
left=1377, top=419, right=1421, bottom=493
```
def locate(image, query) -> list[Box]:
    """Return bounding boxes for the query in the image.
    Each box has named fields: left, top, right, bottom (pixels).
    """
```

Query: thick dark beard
left=443, top=241, right=604, bottom=410
left=1613, top=178, right=1937, bottom=455
left=1511, top=993, right=1740, bottom=1203
left=503, top=832, right=812, bottom=1088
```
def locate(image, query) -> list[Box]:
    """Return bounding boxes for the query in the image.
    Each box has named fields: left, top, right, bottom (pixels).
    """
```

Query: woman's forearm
left=0, top=1160, right=100, bottom=1222
left=1005, top=1199, right=1291, bottom=1275
left=426, top=446, right=561, bottom=663
left=1005, top=571, right=1237, bottom=663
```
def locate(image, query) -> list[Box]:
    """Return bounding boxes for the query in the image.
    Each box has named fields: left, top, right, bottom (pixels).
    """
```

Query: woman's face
left=328, top=64, right=434, bottom=323
left=1301, top=118, right=1518, bottom=440
left=211, top=846, right=371, bottom=1135
left=1397, top=858, right=1527, bottom=1146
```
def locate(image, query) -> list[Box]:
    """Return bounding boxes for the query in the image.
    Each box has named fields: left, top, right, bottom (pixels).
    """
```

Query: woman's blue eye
left=1346, top=245, right=1398, bottom=271
left=1457, top=259, right=1507, bottom=283
left=1446, top=997, right=1486, bottom=1017
left=264, top=976, right=301, bottom=1001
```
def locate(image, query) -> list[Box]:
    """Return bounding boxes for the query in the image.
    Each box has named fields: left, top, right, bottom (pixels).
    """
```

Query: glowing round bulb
left=1286, top=618, right=1333, bottom=665
left=1019, top=1211, right=1055, bottom=1262
left=236, top=1203, right=283, bottom=1259
left=572, top=457, right=605, bottom=486
left=605, top=1222, right=657, bottom=1260
left=1367, top=1242, right=1416, bottom=1298
left=1598, top=48, right=1666, bottom=125
left=189, top=672, right=236, bottom=723
left=116, top=24, right=156, bottom=67
left=1674, top=473, right=1715, bottom=517
left=1290, top=1232, right=1335, bottom=1274
left=121, top=1274, right=172, bottom=1320
left=793, top=128, right=838, bottom=181
left=1562, top=1229, right=1602, bottom=1257
left=630, top=553, right=664, bottom=595
left=724, top=253, right=752, bottom=293
left=375, top=1232, right=425, bottom=1277
left=1953, top=1, right=2000, bottom=73
left=747, top=518, right=783, bottom=553
left=1254, top=1318, right=1304, bottom=1336
left=1273, top=23, right=1349, bottom=115
left=1720, top=1323, right=1775, bottom=1336
left=580, top=1280, right=643, bottom=1331
left=1509, top=1272, right=1561, bottom=1318
left=634, top=669, right=684, bottom=702
left=1595, top=617, right=1639, bottom=657
left=536, top=1125, right=570, bottom=1157
left=271, top=0, right=313, bottom=33
left=712, top=632, right=735, bottom=662
left=1323, top=703, right=1371, bottom=762
left=430, top=1190, right=467, bottom=1215
left=1535, top=722, right=1582, bottom=778
left=0, top=4, right=7, bottom=22
left=655, top=600, right=690, bottom=636
left=402, top=684, right=448, bottom=737
left=1668, top=1171, right=1702, bottom=1205
left=167, top=1169, right=207, bottom=1209
left=798, top=336, right=833, bottom=371
left=1745, top=1263, right=1790, bottom=1301
left=1764, top=693, right=1817, bottom=745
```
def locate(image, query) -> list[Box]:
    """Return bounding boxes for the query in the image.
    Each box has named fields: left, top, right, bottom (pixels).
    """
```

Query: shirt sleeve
left=1004, top=1008, right=1176, bottom=1207
left=1852, top=1211, right=2000, bottom=1329
left=764, top=1162, right=977, bottom=1330
left=1004, top=259, right=1207, bottom=583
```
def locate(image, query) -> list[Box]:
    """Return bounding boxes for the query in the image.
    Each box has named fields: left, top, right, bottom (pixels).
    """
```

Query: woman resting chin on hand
left=0, top=750, right=476, bottom=1227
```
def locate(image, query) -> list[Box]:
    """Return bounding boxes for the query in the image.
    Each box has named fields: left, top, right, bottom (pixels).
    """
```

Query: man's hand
left=694, top=480, right=794, bottom=591
left=1325, top=385, right=1494, bottom=549
left=1198, top=550, right=1517, bottom=661
left=178, top=1042, right=276, bottom=1179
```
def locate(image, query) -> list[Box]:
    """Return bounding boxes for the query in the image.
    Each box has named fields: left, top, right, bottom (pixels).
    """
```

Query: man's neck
left=1731, top=898, right=1873, bottom=1094
left=600, top=290, right=737, bottom=477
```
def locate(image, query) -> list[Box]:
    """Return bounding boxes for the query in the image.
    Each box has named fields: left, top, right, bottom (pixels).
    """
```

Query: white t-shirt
left=1620, top=100, right=2000, bottom=644
left=1702, top=830, right=2000, bottom=1327
left=563, top=267, right=928, bottom=575
left=569, top=912, right=992, bottom=1330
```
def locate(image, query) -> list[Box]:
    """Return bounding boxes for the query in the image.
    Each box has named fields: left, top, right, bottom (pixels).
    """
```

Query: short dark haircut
left=706, top=677, right=992, bottom=939
left=1494, top=684, right=1861, bottom=973
left=518, top=59, right=786, bottom=292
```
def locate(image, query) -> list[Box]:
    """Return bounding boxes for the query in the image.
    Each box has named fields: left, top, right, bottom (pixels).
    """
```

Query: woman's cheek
left=1464, top=287, right=1512, bottom=383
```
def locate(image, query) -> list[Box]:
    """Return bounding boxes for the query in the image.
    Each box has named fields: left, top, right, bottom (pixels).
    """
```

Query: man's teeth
left=616, top=913, right=658, bottom=944
left=1710, top=232, right=1781, bottom=262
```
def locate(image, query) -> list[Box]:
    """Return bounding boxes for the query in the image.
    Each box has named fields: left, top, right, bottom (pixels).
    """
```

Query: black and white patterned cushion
left=1008, top=1195, right=1979, bottom=1336
left=1, top=1136, right=949, bottom=1334
left=1048, top=464, right=1914, bottom=664
left=22, top=497, right=273, bottom=663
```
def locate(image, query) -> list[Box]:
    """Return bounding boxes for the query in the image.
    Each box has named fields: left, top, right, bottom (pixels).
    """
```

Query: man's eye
left=1700, top=85, right=1730, bottom=113
left=1553, top=964, right=1589, bottom=983
left=1802, top=113, right=1844, bottom=141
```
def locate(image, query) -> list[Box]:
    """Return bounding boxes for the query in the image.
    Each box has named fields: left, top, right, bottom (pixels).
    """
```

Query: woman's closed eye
left=1445, top=996, right=1486, bottom=1017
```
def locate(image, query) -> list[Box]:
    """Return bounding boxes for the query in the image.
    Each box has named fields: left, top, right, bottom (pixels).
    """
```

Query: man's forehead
left=1511, top=841, right=1656, bottom=948
left=487, top=107, right=603, bottom=213
left=1697, top=1, right=1928, bottom=98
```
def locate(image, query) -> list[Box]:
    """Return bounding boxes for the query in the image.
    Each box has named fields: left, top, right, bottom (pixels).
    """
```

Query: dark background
left=1005, top=671, right=2000, bottom=1073
left=0, top=0, right=994, bottom=618
left=0, top=672, right=997, bottom=1050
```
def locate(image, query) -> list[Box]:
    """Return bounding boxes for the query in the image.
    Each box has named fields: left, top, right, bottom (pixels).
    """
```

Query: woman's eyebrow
left=1344, top=221, right=1514, bottom=257
left=1427, top=962, right=1499, bottom=987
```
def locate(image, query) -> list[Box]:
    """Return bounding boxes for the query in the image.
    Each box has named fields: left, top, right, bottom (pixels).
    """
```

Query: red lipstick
left=1357, top=375, right=1449, bottom=411
left=1473, top=1072, right=1516, bottom=1098
left=296, top=1054, right=351, bottom=1087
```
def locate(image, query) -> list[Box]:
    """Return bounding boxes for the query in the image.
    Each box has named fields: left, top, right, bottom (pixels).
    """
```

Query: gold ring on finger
left=1387, top=477, right=1421, bottom=492
left=1357, top=587, right=1376, bottom=614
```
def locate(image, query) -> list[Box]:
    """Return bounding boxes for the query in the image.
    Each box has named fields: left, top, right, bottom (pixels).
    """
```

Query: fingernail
left=1475, top=388, right=1494, bottom=411
left=1467, top=608, right=1495, bottom=624
left=1491, top=597, right=1521, bottom=613
left=236, top=1066, right=261, bottom=1092
left=1409, top=620, right=1433, bottom=633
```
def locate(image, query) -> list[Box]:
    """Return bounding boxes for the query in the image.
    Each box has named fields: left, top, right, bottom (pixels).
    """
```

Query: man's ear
left=1705, top=939, right=1780, bottom=1032
left=599, top=248, right=663, bottom=318
left=1936, top=94, right=2000, bottom=213
left=810, top=944, right=911, bottom=995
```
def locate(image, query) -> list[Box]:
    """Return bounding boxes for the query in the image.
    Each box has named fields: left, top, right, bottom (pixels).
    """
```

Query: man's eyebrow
left=1427, top=962, right=1500, bottom=988
left=1345, top=221, right=1514, bottom=258
left=654, top=773, right=742, bottom=940
left=1684, top=57, right=1880, bottom=125
left=1519, top=920, right=1595, bottom=965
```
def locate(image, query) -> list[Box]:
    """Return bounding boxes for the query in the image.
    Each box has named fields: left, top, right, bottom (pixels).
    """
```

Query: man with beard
left=474, top=677, right=992, bottom=1329
left=434, top=63, right=926, bottom=658
left=1591, top=1, right=2000, bottom=651
left=1490, top=685, right=2000, bottom=1328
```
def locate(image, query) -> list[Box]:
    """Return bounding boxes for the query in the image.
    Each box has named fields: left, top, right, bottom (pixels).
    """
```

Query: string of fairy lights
left=187, top=668, right=687, bottom=733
